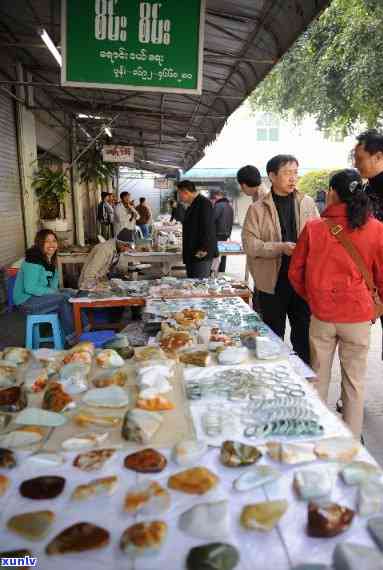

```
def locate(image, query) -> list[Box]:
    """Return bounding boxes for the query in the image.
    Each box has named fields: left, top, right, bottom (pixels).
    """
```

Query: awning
left=0, top=0, right=331, bottom=175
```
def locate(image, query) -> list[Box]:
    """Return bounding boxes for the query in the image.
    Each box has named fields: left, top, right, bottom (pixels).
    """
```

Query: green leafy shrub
left=297, top=169, right=335, bottom=197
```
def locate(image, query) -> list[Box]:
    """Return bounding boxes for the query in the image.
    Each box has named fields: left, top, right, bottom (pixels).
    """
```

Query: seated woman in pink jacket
left=289, top=169, right=383, bottom=438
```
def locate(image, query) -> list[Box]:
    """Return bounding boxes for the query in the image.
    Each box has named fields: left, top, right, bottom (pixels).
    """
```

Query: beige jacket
left=79, top=239, right=119, bottom=289
left=242, top=190, right=319, bottom=294
left=252, top=185, right=269, bottom=203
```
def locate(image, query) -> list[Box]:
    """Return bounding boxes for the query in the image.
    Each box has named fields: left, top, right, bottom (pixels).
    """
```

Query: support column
left=16, top=99, right=39, bottom=248
left=70, top=120, right=85, bottom=246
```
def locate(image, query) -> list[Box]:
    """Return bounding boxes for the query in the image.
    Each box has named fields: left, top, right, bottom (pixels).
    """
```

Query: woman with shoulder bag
left=288, top=169, right=383, bottom=438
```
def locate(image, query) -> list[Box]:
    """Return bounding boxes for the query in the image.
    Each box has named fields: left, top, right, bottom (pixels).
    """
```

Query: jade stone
left=186, top=543, right=239, bottom=570
left=0, top=448, right=16, bottom=469
left=292, top=565, right=329, bottom=570
left=368, top=516, right=383, bottom=551
left=333, top=543, right=383, bottom=570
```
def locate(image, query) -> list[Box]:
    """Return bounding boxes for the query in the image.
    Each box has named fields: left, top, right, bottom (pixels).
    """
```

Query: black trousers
left=185, top=260, right=212, bottom=279
left=258, top=273, right=311, bottom=364
left=217, top=235, right=229, bottom=273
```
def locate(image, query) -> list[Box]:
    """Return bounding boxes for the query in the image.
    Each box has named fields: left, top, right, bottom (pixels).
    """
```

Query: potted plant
left=78, top=146, right=117, bottom=187
left=32, top=164, right=70, bottom=231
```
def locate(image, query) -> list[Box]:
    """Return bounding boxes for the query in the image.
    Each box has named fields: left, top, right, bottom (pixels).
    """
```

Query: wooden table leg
left=73, top=304, right=83, bottom=338
left=88, top=310, right=95, bottom=330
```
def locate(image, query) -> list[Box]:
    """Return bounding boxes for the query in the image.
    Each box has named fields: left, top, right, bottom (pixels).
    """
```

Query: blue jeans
left=138, top=224, right=149, bottom=238
left=18, top=289, right=87, bottom=339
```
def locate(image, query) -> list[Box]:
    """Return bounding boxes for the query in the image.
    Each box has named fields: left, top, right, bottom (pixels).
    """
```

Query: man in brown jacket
left=242, top=154, right=319, bottom=364
left=136, top=197, right=152, bottom=238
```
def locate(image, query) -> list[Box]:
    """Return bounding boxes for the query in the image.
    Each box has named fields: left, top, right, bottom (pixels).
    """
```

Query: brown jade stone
left=120, top=521, right=167, bottom=554
left=0, top=550, right=32, bottom=567
left=168, top=467, right=219, bottom=495
left=0, top=386, right=27, bottom=412
left=0, top=448, right=16, bottom=469
left=0, top=475, right=10, bottom=496
left=307, top=502, right=355, bottom=538
left=42, top=383, right=72, bottom=412
left=20, top=476, right=65, bottom=500
left=124, top=448, right=167, bottom=473
left=46, top=522, right=110, bottom=555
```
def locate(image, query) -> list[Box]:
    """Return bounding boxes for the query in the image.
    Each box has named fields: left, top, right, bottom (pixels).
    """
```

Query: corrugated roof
left=0, top=1, right=331, bottom=175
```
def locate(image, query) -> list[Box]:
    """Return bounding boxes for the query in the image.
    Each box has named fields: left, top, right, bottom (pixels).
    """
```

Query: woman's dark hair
left=329, top=169, right=370, bottom=229
left=34, top=229, right=58, bottom=267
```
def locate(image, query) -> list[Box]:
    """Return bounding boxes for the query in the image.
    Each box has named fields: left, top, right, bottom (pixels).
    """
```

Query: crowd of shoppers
left=97, top=191, right=153, bottom=242
left=240, top=129, right=383, bottom=439
left=16, top=129, right=383, bottom=439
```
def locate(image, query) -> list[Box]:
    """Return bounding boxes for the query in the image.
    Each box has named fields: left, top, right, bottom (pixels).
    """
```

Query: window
left=256, top=128, right=267, bottom=141
left=256, top=113, right=280, bottom=142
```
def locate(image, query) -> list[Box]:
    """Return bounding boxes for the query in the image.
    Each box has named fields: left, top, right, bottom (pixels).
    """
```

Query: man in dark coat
left=169, top=199, right=185, bottom=223
left=354, top=129, right=383, bottom=364
left=354, top=129, right=383, bottom=220
left=97, top=192, right=114, bottom=240
left=177, top=180, right=217, bottom=278
left=213, top=190, right=234, bottom=272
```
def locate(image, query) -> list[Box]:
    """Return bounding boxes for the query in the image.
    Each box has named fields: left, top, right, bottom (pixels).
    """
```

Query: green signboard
left=61, top=0, right=205, bottom=94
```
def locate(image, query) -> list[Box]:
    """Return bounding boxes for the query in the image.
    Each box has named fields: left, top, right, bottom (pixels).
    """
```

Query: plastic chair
left=25, top=313, right=64, bottom=350
left=79, top=330, right=116, bottom=348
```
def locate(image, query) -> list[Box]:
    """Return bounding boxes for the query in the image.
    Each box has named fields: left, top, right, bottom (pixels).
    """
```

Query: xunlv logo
left=1, top=557, right=37, bottom=567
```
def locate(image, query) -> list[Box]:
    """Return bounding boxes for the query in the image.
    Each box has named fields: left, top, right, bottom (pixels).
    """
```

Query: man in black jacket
left=354, top=129, right=383, bottom=220
left=213, top=190, right=234, bottom=272
left=177, top=180, right=217, bottom=278
left=354, top=129, right=383, bottom=366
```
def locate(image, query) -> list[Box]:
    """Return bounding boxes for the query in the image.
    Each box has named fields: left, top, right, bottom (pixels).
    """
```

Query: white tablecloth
left=0, top=385, right=380, bottom=570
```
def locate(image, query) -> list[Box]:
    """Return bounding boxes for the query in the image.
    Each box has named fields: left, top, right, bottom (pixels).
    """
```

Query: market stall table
left=125, top=251, right=183, bottom=276
left=126, top=244, right=246, bottom=278
left=0, top=344, right=380, bottom=569
left=70, top=280, right=253, bottom=337
left=152, top=286, right=252, bottom=305
left=70, top=295, right=146, bottom=337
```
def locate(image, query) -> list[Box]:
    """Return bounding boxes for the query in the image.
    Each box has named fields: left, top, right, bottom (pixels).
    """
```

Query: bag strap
left=324, top=219, right=376, bottom=292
